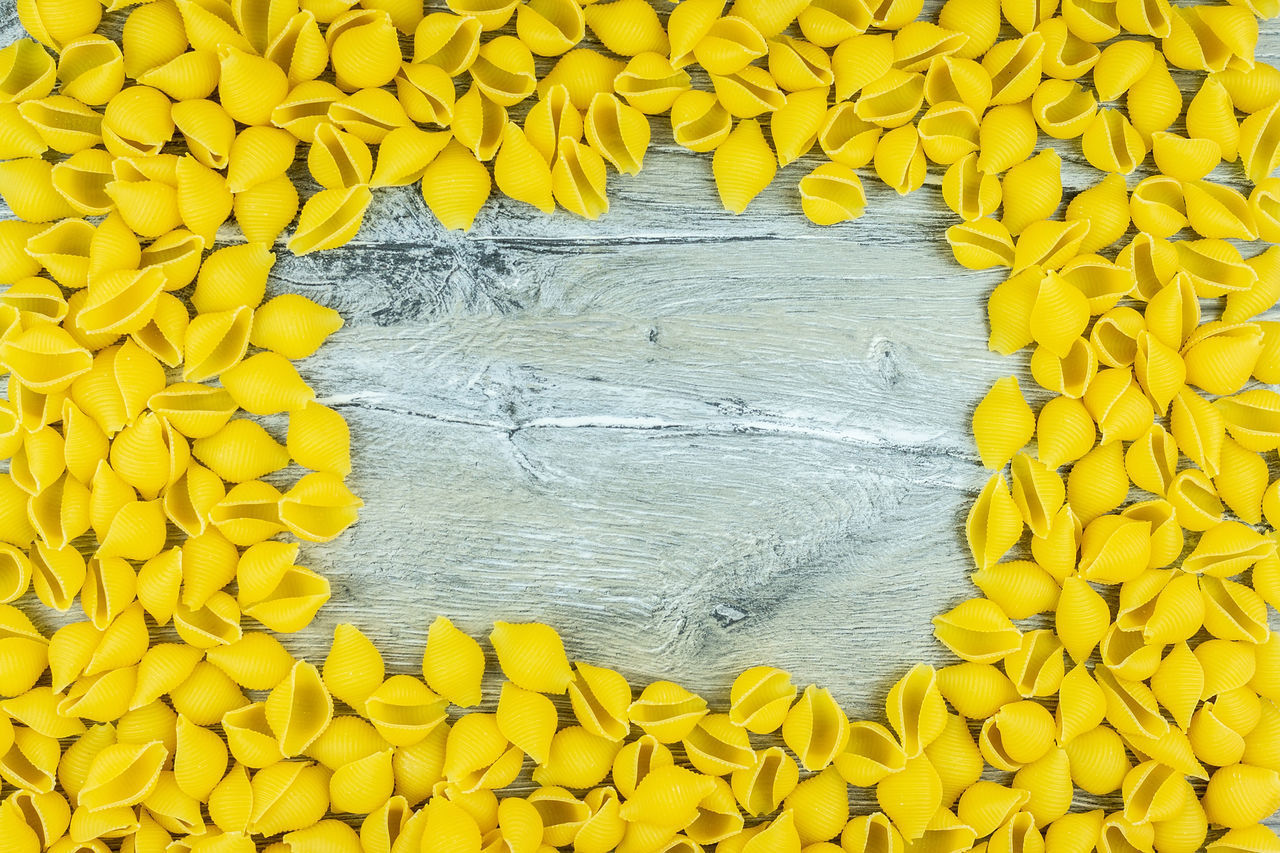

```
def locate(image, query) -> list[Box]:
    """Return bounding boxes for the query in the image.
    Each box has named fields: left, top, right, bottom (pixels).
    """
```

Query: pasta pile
left=1, top=0, right=1280, bottom=846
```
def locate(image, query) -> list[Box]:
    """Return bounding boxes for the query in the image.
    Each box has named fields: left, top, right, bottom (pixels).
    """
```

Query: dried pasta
left=0, top=0, right=1276, bottom=845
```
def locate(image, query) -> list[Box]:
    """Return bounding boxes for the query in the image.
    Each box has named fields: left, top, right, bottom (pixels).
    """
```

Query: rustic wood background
left=4, top=1, right=1280, bottom=810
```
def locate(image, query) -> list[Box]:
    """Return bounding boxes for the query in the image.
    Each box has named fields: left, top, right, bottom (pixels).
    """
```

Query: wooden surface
left=4, top=1, right=1280, bottom=766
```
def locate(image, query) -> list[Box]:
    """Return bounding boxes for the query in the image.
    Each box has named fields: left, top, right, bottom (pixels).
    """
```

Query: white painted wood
left=3, top=0, right=1280, bottom=831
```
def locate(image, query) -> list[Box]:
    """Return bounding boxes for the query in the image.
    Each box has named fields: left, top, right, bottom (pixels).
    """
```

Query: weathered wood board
left=3, top=0, right=1280, bottom=825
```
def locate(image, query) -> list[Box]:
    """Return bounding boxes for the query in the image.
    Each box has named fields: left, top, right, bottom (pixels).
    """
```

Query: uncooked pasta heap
left=0, top=0, right=1278, bottom=848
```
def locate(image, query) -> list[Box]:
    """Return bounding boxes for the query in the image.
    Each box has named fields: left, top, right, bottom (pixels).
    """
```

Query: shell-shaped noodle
left=0, top=325, right=92, bottom=393
left=584, top=93, right=649, bottom=175
left=56, top=36, right=123, bottom=107
left=1186, top=76, right=1239, bottom=161
left=1149, top=641, right=1204, bottom=730
left=0, top=157, right=78, bottom=222
left=248, top=760, right=331, bottom=836
left=236, top=539, right=310, bottom=608
left=977, top=102, right=1038, bottom=175
left=957, top=783, right=1030, bottom=842
left=917, top=100, right=979, bottom=165
left=874, top=123, right=926, bottom=195
left=1014, top=218, right=1091, bottom=274
left=1201, top=763, right=1280, bottom=828
left=1054, top=660, right=1105, bottom=747
left=270, top=80, right=342, bottom=141
left=191, top=419, right=288, bottom=484
left=1209, top=825, right=1280, bottom=853
left=709, top=66, right=785, bottom=120
left=79, top=740, right=168, bottom=811
left=1080, top=108, right=1147, bottom=174
left=582, top=0, right=667, bottom=56
left=833, top=720, right=906, bottom=788
left=692, top=16, right=766, bottom=77
left=724, top=667, right=794, bottom=736
left=1055, top=575, right=1110, bottom=665
left=489, top=621, right=571, bottom=694
left=609, top=734, right=672, bottom=803
left=169, top=102, right=233, bottom=175
left=614, top=758, right=716, bottom=824
left=172, top=155, right=231, bottom=247
left=30, top=539, right=86, bottom=612
left=287, top=185, right=372, bottom=255
left=797, top=163, right=865, bottom=227
left=972, top=375, right=1033, bottom=469
left=538, top=49, right=626, bottom=110
left=447, top=711, right=523, bottom=790
left=496, top=127, right=552, bottom=209
left=463, top=36, right=536, bottom=111
left=135, top=50, right=220, bottom=102
left=767, top=37, right=833, bottom=96
left=779, top=685, right=849, bottom=772
left=305, top=713, right=389, bottom=771
left=854, top=69, right=924, bottom=129
left=263, top=11, right=328, bottom=86
left=324, top=10, right=400, bottom=92
left=232, top=176, right=299, bottom=246
left=416, top=616, right=484, bottom=710
left=204, top=632, right=293, bottom=693
left=285, top=402, right=351, bottom=478
left=526, top=787, right=589, bottom=847
left=875, top=755, right=941, bottom=841
left=798, top=0, right=874, bottom=49
left=1029, top=335, right=1096, bottom=399
left=226, top=126, right=297, bottom=195
left=0, top=38, right=56, bottom=103
left=831, top=34, right=893, bottom=105
left=420, top=140, right=491, bottom=231
left=972, top=560, right=1059, bottom=621
left=564, top=662, right=631, bottom=742
left=984, top=35, right=1047, bottom=108
left=412, top=12, right=480, bottom=76
left=1081, top=366, right=1153, bottom=444
left=942, top=152, right=1000, bottom=222
left=884, top=663, right=947, bottom=759
left=1125, top=56, right=1181, bottom=145
left=172, top=588, right=243, bottom=650
left=216, top=47, right=288, bottom=127
left=781, top=767, right=847, bottom=845
left=1141, top=570, right=1204, bottom=645
left=932, top=597, right=1022, bottom=664
left=491, top=683, right=555, bottom=768
left=223, top=702, right=287, bottom=767
left=965, top=472, right=1023, bottom=569
left=369, top=127, right=448, bottom=189
left=1239, top=101, right=1280, bottom=184
left=981, top=700, right=1056, bottom=771
left=320, top=624, right=383, bottom=713
left=278, top=472, right=361, bottom=543
left=628, top=681, right=708, bottom=744
left=220, top=352, right=314, bottom=417
left=924, top=56, right=992, bottom=118
left=1190, top=702, right=1248, bottom=767
left=666, top=0, right=724, bottom=67
left=813, top=103, right=877, bottom=171
left=172, top=714, right=228, bottom=802
left=769, top=88, right=827, bottom=168
left=328, top=748, right=394, bottom=814
left=683, top=713, right=754, bottom=776
left=265, top=660, right=333, bottom=757
left=516, top=0, right=585, bottom=57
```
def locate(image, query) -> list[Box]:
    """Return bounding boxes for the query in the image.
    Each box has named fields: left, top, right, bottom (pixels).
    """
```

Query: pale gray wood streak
left=4, top=2, right=1280, bottom=733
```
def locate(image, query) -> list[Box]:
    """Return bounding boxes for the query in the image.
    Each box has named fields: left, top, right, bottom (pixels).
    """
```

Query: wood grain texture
left=3, top=1, right=1280, bottom=823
